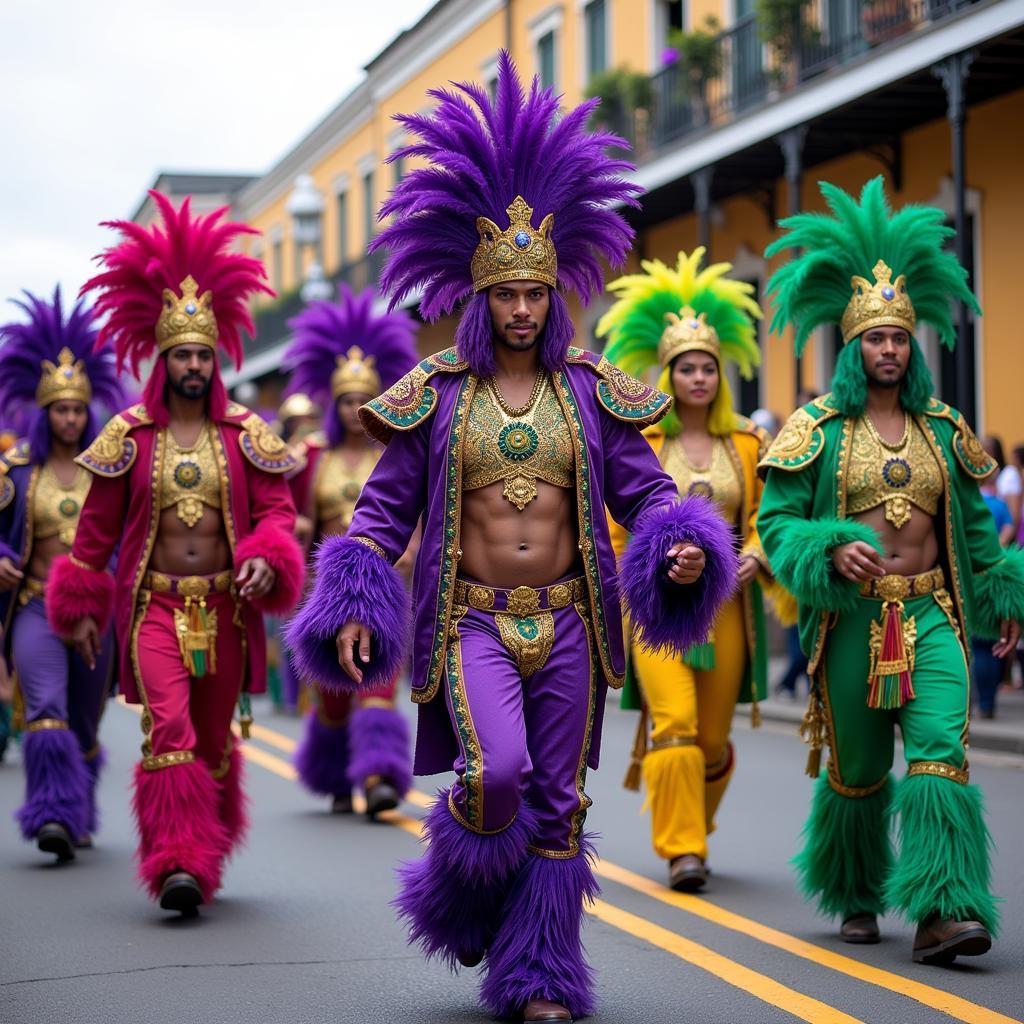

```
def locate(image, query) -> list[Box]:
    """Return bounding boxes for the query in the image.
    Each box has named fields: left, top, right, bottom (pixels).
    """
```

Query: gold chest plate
left=661, top=436, right=741, bottom=524
left=160, top=426, right=222, bottom=528
left=314, top=447, right=380, bottom=530
left=847, top=416, right=942, bottom=528
left=33, top=463, right=90, bottom=546
left=463, top=375, right=574, bottom=510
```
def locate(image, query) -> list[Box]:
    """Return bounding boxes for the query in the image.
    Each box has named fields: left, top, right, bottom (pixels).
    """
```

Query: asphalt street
left=1, top=692, right=1022, bottom=1024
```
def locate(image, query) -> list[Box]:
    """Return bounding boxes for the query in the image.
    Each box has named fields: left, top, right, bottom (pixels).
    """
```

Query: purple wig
left=0, top=287, right=126, bottom=465
left=370, top=50, right=641, bottom=376
left=282, top=283, right=418, bottom=446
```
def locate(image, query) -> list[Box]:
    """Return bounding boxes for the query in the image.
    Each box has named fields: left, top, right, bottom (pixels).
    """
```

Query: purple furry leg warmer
left=394, top=788, right=538, bottom=970
left=481, top=837, right=601, bottom=1020
left=83, top=746, right=106, bottom=836
left=347, top=705, right=412, bottom=798
left=294, top=712, right=351, bottom=797
left=15, top=727, right=91, bottom=840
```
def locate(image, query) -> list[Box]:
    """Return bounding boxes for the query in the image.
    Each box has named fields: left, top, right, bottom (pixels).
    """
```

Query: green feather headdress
left=597, top=248, right=762, bottom=378
left=765, top=176, right=980, bottom=356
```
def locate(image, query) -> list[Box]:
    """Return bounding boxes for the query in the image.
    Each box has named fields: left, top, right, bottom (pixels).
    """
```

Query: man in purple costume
left=288, top=54, right=737, bottom=1023
left=0, top=288, right=125, bottom=861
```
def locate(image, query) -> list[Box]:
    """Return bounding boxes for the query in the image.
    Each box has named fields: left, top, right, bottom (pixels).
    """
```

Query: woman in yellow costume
left=601, top=249, right=788, bottom=892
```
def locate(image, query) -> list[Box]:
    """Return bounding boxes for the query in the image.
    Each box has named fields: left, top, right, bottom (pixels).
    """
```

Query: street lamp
left=286, top=174, right=325, bottom=252
left=301, top=261, right=333, bottom=304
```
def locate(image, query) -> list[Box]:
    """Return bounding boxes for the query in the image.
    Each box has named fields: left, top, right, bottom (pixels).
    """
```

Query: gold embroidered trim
left=69, top=552, right=102, bottom=572
left=907, top=761, right=968, bottom=785
left=447, top=788, right=515, bottom=835
left=142, top=749, right=196, bottom=771
left=826, top=765, right=888, bottom=799
left=528, top=844, right=584, bottom=860
left=649, top=735, right=698, bottom=752
left=452, top=576, right=586, bottom=613
left=359, top=696, right=394, bottom=711
left=351, top=535, right=389, bottom=561
left=859, top=566, right=944, bottom=600
left=26, top=717, right=68, bottom=732
left=495, top=610, right=555, bottom=678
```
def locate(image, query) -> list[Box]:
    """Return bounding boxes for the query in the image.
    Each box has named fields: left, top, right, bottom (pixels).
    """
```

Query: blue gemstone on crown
left=881, top=287, right=895, bottom=301
left=185, top=302, right=197, bottom=315
left=690, top=320, right=700, bottom=329
left=513, top=231, right=531, bottom=250
left=64, top=369, right=73, bottom=378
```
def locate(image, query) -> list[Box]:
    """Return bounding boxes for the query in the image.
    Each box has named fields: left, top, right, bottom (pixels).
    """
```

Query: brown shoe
left=330, top=791, right=353, bottom=814
left=913, top=914, right=991, bottom=964
left=840, top=913, right=880, bottom=944
left=669, top=854, right=707, bottom=892
left=364, top=777, right=399, bottom=819
left=36, top=822, right=75, bottom=863
left=158, top=871, right=202, bottom=917
left=523, top=998, right=572, bottom=1022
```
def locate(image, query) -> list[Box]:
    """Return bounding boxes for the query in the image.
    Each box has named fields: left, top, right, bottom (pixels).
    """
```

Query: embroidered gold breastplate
left=33, top=463, right=90, bottom=546
left=463, top=374, right=575, bottom=510
left=160, top=426, right=222, bottom=528
left=847, top=415, right=942, bottom=528
left=661, top=436, right=742, bottom=524
left=314, top=448, right=380, bottom=530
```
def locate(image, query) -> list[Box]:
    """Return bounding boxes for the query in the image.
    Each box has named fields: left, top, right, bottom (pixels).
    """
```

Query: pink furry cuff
left=46, top=555, right=115, bottom=637
left=234, top=523, right=305, bottom=614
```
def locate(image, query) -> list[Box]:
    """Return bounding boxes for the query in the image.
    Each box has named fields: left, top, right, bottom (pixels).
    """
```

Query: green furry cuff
left=972, top=546, right=1024, bottom=640
left=771, top=518, right=881, bottom=613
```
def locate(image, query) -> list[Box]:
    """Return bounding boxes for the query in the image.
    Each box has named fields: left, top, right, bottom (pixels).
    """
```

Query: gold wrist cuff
left=907, top=760, right=968, bottom=785
left=141, top=749, right=196, bottom=771
left=26, top=718, right=68, bottom=732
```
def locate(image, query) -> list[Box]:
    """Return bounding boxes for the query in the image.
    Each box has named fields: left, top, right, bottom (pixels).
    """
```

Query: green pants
left=795, top=587, right=997, bottom=931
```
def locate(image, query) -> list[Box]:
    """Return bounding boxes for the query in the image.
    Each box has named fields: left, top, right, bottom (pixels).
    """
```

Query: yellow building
left=138, top=0, right=1024, bottom=440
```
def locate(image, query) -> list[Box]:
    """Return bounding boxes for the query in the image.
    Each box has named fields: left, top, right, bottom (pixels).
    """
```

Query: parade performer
left=600, top=249, right=787, bottom=892
left=288, top=54, right=736, bottom=1023
left=46, top=193, right=304, bottom=914
left=283, top=284, right=418, bottom=817
left=758, top=177, right=1024, bottom=964
left=0, top=287, right=124, bottom=861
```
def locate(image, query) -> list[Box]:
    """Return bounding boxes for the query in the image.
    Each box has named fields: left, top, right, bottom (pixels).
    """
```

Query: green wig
left=764, top=176, right=980, bottom=357
left=597, top=248, right=762, bottom=436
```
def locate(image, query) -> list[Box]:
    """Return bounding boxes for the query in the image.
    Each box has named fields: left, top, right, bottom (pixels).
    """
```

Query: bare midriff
left=150, top=506, right=231, bottom=576
left=852, top=505, right=939, bottom=577
left=27, top=534, right=72, bottom=582
left=458, top=480, right=581, bottom=587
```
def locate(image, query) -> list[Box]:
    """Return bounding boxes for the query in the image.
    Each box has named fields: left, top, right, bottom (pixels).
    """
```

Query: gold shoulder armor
left=238, top=413, right=297, bottom=474
left=358, top=348, right=468, bottom=444
left=77, top=414, right=139, bottom=477
left=0, top=443, right=27, bottom=511
left=577, top=353, right=670, bottom=426
left=759, top=407, right=827, bottom=475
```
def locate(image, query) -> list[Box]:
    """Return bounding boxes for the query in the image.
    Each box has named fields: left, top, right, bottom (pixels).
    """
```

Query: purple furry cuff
left=285, top=535, right=410, bottom=693
left=0, top=540, right=19, bottom=565
left=620, top=495, right=738, bottom=654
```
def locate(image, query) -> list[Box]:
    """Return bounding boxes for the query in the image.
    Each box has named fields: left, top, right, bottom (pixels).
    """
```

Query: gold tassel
left=798, top=691, right=824, bottom=778
left=238, top=693, right=253, bottom=740
left=622, top=705, right=649, bottom=792
left=750, top=696, right=761, bottom=729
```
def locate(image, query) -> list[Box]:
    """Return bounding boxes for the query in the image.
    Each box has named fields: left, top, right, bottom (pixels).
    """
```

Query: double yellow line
left=120, top=705, right=1023, bottom=1024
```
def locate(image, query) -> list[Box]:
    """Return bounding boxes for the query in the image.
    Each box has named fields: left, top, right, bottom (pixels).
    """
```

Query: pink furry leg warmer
left=132, top=758, right=230, bottom=904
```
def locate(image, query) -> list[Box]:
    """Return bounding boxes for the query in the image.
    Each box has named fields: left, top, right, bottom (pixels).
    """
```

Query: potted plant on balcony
left=756, top=0, right=811, bottom=89
left=861, top=0, right=913, bottom=46
left=585, top=66, right=654, bottom=151
left=667, top=16, right=723, bottom=120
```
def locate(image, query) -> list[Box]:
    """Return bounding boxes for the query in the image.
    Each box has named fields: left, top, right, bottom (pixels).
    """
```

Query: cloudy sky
left=0, top=0, right=434, bottom=319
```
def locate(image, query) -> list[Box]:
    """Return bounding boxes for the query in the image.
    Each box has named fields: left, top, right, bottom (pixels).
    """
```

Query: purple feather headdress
left=0, top=286, right=126, bottom=464
left=283, top=283, right=418, bottom=446
left=370, top=50, right=641, bottom=377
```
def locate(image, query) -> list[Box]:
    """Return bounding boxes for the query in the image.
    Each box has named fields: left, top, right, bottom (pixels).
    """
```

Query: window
left=392, top=154, right=405, bottom=187
left=363, top=170, right=375, bottom=245
left=336, top=191, right=349, bottom=268
left=537, top=30, right=556, bottom=90
left=584, top=0, right=608, bottom=78
left=272, top=239, right=283, bottom=292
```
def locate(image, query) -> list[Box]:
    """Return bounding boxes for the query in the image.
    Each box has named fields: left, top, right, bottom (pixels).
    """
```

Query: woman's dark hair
left=983, top=435, right=1006, bottom=470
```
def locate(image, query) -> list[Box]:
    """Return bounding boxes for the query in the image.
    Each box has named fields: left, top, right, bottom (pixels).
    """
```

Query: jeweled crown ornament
left=840, top=260, right=917, bottom=343
left=331, top=345, right=382, bottom=399
left=471, top=196, right=558, bottom=292
left=658, top=307, right=721, bottom=368
left=36, top=347, right=92, bottom=407
left=156, top=275, right=219, bottom=354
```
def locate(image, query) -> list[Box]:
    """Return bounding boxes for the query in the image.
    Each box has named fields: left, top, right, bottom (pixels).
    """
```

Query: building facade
left=138, top=0, right=1024, bottom=438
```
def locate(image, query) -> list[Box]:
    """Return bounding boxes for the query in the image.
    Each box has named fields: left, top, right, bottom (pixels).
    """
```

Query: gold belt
left=141, top=570, right=233, bottom=597
left=453, top=576, right=587, bottom=617
left=18, top=577, right=46, bottom=605
left=859, top=566, right=944, bottom=601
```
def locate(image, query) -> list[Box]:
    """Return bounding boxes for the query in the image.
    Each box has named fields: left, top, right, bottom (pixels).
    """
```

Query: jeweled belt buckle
left=178, top=576, right=211, bottom=600
left=875, top=574, right=910, bottom=603
left=506, top=585, right=541, bottom=618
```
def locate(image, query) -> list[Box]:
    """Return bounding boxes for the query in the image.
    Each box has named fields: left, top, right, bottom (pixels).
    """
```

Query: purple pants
left=11, top=596, right=113, bottom=840
left=445, top=597, right=597, bottom=855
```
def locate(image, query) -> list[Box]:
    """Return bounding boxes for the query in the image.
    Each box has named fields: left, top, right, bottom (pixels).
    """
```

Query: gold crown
left=156, top=275, right=218, bottom=354
left=471, top=196, right=558, bottom=292
left=657, top=307, right=721, bottom=368
left=278, top=392, right=320, bottom=420
left=36, top=347, right=92, bottom=407
left=331, top=346, right=382, bottom=400
left=840, top=260, right=916, bottom=343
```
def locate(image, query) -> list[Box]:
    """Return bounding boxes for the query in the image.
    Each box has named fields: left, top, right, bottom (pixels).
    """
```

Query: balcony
left=598, top=0, right=985, bottom=157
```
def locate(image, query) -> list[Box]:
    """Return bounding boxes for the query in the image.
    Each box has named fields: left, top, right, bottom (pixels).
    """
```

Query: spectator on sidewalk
left=983, top=435, right=1021, bottom=539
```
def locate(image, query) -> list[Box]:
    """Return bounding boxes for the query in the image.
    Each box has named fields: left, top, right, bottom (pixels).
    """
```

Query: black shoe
left=457, top=949, right=484, bottom=968
left=365, top=778, right=399, bottom=819
left=669, top=854, right=707, bottom=892
left=37, top=822, right=75, bottom=863
left=158, top=871, right=202, bottom=916
left=330, top=792, right=354, bottom=814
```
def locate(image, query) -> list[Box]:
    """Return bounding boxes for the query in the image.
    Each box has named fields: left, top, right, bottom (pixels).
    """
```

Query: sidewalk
left=760, top=678, right=1024, bottom=757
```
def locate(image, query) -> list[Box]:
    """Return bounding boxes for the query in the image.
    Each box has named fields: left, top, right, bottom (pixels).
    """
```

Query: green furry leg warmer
left=885, top=773, right=998, bottom=933
left=793, top=774, right=894, bottom=918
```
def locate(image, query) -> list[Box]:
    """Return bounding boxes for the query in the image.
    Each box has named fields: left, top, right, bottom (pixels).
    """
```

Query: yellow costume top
left=160, top=425, right=223, bottom=528
left=314, top=447, right=381, bottom=531
left=463, top=373, right=574, bottom=510
left=33, top=462, right=90, bottom=547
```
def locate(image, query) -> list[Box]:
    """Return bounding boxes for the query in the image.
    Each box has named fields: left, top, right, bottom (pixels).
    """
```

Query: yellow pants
left=633, top=595, right=747, bottom=862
